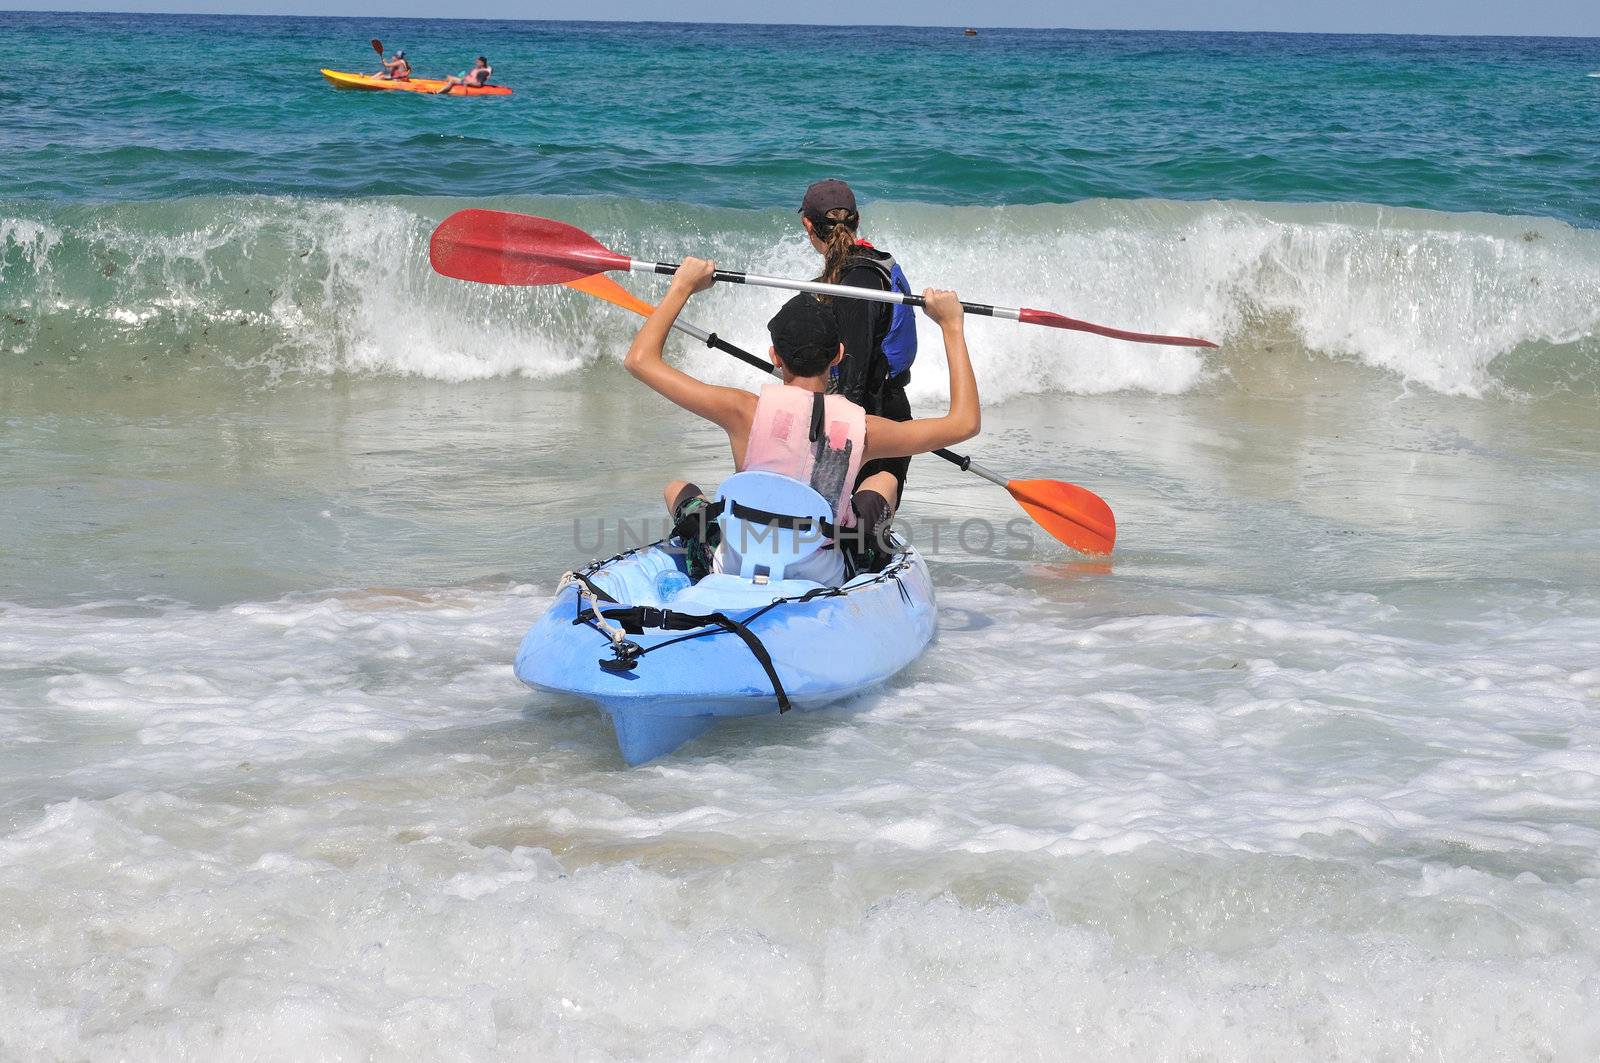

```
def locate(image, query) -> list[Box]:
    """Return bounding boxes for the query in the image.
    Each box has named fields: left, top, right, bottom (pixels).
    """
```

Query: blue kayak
left=514, top=472, right=937, bottom=764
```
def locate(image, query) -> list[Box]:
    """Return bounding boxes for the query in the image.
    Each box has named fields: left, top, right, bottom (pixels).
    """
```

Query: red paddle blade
left=370, top=38, right=384, bottom=55
left=1006, top=478, right=1117, bottom=556
left=429, top=210, right=632, bottom=287
left=1018, top=307, right=1217, bottom=349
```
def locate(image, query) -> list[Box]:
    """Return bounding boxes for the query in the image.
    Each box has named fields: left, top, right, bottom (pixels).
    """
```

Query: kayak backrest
left=714, top=471, right=833, bottom=582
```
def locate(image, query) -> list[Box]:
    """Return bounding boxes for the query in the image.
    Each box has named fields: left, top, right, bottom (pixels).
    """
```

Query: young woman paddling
left=796, top=179, right=918, bottom=512
left=624, top=258, right=979, bottom=586
left=376, top=49, right=411, bottom=80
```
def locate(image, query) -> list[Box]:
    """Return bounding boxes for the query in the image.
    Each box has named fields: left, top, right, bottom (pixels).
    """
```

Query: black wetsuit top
left=832, top=249, right=913, bottom=498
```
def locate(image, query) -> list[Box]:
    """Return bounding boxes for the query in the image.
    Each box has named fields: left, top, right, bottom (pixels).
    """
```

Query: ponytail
left=813, top=208, right=861, bottom=292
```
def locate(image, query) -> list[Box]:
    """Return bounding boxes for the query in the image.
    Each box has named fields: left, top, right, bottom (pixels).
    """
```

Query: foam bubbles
left=3, top=573, right=1600, bottom=1057
left=4, top=195, right=1597, bottom=399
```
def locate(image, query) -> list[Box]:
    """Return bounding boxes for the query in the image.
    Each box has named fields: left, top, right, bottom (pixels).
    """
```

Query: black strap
left=598, top=606, right=792, bottom=712
left=600, top=605, right=705, bottom=634
left=726, top=499, right=837, bottom=541
left=714, top=611, right=791, bottom=712
left=567, top=570, right=619, bottom=624
left=674, top=498, right=837, bottom=543
left=809, top=391, right=825, bottom=444
left=572, top=571, right=617, bottom=604
left=843, top=253, right=893, bottom=287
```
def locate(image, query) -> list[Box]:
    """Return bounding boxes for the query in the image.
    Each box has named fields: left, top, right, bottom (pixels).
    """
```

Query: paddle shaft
left=661, top=313, right=1004, bottom=485
left=628, top=257, right=1213, bottom=346
left=636, top=259, right=1017, bottom=321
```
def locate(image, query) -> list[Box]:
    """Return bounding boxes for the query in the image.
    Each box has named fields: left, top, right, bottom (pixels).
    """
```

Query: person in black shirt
left=796, top=179, right=916, bottom=527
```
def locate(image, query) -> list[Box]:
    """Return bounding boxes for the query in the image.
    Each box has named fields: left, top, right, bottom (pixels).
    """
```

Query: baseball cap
left=798, top=179, right=858, bottom=223
left=767, top=294, right=840, bottom=377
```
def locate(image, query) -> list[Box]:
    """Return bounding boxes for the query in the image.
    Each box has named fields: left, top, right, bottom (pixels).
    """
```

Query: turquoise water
left=4, top=14, right=1600, bottom=222
left=5, top=14, right=1600, bottom=1060
left=5, top=15, right=1597, bottom=404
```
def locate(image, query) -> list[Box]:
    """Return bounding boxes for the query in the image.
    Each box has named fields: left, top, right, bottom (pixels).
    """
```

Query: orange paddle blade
left=1006, top=478, right=1116, bottom=556
left=429, top=209, right=632, bottom=287
left=563, top=274, right=657, bottom=317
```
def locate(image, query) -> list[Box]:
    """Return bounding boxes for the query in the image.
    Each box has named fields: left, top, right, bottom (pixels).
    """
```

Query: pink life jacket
left=741, top=383, right=866, bottom=528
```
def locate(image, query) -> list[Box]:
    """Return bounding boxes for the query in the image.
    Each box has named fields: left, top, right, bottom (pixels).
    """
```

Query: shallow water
left=4, top=366, right=1599, bottom=1057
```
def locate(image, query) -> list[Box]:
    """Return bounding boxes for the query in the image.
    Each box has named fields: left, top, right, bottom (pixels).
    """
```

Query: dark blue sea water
left=3, top=13, right=1599, bottom=223
left=2, top=14, right=1598, bottom=402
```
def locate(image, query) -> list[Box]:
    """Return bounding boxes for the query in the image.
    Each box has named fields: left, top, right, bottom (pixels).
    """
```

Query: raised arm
left=622, top=257, right=754, bottom=436
left=863, top=289, right=980, bottom=460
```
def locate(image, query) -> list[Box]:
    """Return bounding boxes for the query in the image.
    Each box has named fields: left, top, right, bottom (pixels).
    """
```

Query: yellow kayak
left=320, top=68, right=512, bottom=97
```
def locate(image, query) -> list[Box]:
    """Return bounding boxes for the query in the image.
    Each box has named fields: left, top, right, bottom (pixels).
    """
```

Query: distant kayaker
left=624, top=257, right=980, bottom=585
left=377, top=49, right=411, bottom=80
left=436, top=56, right=492, bottom=94
left=796, top=179, right=918, bottom=519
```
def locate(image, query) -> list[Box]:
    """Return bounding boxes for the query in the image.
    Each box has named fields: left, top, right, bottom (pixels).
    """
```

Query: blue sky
left=7, top=1, right=1599, bottom=36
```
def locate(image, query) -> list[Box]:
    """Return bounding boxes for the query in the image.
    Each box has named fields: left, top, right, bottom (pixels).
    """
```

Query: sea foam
left=3, top=579, right=1599, bottom=1058
left=3, top=194, right=1597, bottom=400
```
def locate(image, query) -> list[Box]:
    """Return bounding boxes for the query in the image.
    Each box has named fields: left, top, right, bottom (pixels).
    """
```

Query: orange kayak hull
left=320, top=68, right=513, bottom=97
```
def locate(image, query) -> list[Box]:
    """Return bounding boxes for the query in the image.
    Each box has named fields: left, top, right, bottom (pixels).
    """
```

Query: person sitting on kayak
left=798, top=179, right=918, bottom=517
left=436, top=56, right=491, bottom=94
left=377, top=49, right=411, bottom=80
left=624, top=257, right=979, bottom=585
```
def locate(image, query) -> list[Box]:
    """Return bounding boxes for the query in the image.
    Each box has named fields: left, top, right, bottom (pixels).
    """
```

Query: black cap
left=798, top=179, right=858, bottom=224
left=767, top=294, right=840, bottom=377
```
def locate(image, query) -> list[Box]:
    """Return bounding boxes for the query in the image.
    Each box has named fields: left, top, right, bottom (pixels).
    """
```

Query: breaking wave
left=3, top=194, right=1597, bottom=401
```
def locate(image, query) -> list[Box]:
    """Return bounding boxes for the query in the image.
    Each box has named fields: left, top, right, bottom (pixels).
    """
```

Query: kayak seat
left=714, top=471, right=834, bottom=583
left=672, top=573, right=824, bottom=611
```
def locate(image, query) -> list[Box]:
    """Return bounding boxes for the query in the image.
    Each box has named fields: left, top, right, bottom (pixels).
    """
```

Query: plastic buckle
left=599, top=639, right=642, bottom=672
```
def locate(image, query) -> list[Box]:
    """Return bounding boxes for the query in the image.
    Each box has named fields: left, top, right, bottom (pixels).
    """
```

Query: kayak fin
left=610, top=711, right=716, bottom=766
